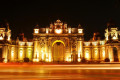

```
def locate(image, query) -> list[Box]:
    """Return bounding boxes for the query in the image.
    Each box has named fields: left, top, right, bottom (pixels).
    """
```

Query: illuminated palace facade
left=0, top=20, right=120, bottom=63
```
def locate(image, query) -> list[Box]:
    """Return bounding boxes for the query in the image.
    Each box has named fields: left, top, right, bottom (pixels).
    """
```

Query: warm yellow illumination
left=3, top=59, right=7, bottom=63
left=68, top=28, right=71, bottom=33
left=46, top=28, right=49, bottom=34
left=55, top=29, right=62, bottom=34
left=86, top=53, right=89, bottom=59
left=78, top=58, right=81, bottom=62
left=66, top=57, right=71, bottom=62
left=84, top=42, right=91, bottom=46
left=19, top=42, right=25, bottom=46
left=92, top=41, right=98, bottom=46
left=78, top=29, right=83, bottom=33
left=85, top=49, right=90, bottom=59
left=36, top=52, right=39, bottom=58
left=94, top=48, right=98, bottom=59
left=7, top=37, right=10, bottom=41
left=20, top=50, right=23, bottom=58
left=0, top=37, right=3, bottom=40
left=11, top=50, right=14, bottom=60
left=49, top=56, right=52, bottom=62
left=34, top=29, right=39, bottom=34
left=52, top=40, right=65, bottom=47
left=26, top=42, right=33, bottom=46
left=33, top=59, right=39, bottom=62
left=102, top=47, right=105, bottom=59
left=100, top=41, right=105, bottom=45
left=41, top=51, right=44, bottom=60
left=113, top=36, right=117, bottom=40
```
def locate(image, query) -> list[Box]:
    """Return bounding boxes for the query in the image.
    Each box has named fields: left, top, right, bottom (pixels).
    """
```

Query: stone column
left=2, top=44, right=9, bottom=63
left=33, top=39, right=39, bottom=62
left=48, top=39, right=52, bottom=62
left=77, top=39, right=83, bottom=62
left=71, top=38, right=77, bottom=62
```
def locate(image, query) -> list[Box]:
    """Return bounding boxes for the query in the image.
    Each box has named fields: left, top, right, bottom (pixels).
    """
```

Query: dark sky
left=0, top=0, right=120, bottom=40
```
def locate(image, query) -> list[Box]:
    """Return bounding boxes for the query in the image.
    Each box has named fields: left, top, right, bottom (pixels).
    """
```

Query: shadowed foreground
left=0, top=64, right=120, bottom=80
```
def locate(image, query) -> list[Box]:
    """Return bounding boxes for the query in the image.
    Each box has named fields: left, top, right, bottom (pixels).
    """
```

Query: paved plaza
left=0, top=63, right=120, bottom=80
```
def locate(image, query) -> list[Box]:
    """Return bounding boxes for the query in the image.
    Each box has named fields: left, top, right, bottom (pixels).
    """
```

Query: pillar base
left=33, top=58, right=39, bottom=62
left=78, top=57, right=81, bottom=62
left=3, top=59, right=8, bottom=63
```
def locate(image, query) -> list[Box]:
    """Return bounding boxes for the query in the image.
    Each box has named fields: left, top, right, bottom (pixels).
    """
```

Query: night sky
left=0, top=0, right=120, bottom=40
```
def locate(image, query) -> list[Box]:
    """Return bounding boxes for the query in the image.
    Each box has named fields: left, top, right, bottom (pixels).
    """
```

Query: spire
left=35, top=24, right=39, bottom=29
left=78, top=24, right=82, bottom=29
left=6, top=22, right=9, bottom=30
left=56, top=19, right=61, bottom=23
left=107, top=19, right=116, bottom=28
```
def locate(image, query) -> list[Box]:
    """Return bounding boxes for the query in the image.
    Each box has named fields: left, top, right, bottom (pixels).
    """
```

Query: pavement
left=0, top=63, right=120, bottom=80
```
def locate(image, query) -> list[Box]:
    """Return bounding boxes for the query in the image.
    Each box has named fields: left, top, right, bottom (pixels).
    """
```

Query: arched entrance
left=52, top=40, right=65, bottom=62
left=113, top=47, right=119, bottom=62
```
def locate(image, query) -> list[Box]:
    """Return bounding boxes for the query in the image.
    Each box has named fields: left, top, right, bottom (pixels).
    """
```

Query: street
left=0, top=63, right=120, bottom=80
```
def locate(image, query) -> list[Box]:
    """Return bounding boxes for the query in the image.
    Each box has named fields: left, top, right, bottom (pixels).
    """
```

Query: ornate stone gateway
left=52, top=41, right=65, bottom=62
left=33, top=19, right=84, bottom=62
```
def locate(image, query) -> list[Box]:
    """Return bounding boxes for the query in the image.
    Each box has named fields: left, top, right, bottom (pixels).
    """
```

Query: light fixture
left=55, top=29, right=62, bottom=34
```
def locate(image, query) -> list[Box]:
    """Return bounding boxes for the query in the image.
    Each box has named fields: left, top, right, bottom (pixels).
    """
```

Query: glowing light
left=19, top=42, right=25, bottom=46
left=85, top=49, right=90, bottom=59
left=34, top=29, right=39, bottom=34
left=0, top=37, right=3, bottom=40
left=113, top=36, right=117, bottom=40
left=86, top=53, right=89, bottom=59
left=7, top=37, right=10, bottom=41
left=11, top=51, right=14, bottom=60
left=20, top=50, right=23, bottom=58
left=33, top=59, right=39, bottom=62
left=78, top=29, right=83, bottom=33
left=26, top=42, right=33, bottom=46
left=26, top=48, right=32, bottom=60
left=66, top=57, right=71, bottom=62
left=41, top=50, right=44, bottom=60
left=100, top=41, right=105, bottom=45
left=68, top=28, right=71, bottom=33
left=84, top=42, right=91, bottom=46
left=46, top=28, right=49, bottom=34
left=92, top=41, right=98, bottom=46
left=3, top=59, right=7, bottom=63
left=49, top=56, right=52, bottom=62
left=52, top=40, right=65, bottom=47
left=35, top=52, right=39, bottom=58
left=55, top=29, right=62, bottom=34
left=102, top=51, right=105, bottom=59
left=46, top=58, right=49, bottom=62
left=78, top=58, right=81, bottom=62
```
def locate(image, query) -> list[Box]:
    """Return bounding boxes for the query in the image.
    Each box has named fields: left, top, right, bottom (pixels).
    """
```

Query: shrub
left=0, top=58, right=4, bottom=62
left=81, top=58, right=87, bottom=63
left=114, top=58, right=119, bottom=62
left=24, top=58, right=29, bottom=62
left=104, top=58, right=110, bottom=62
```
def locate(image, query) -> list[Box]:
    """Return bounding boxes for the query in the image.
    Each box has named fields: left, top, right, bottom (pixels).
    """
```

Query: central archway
left=52, top=40, right=65, bottom=62
left=113, top=47, right=119, bottom=62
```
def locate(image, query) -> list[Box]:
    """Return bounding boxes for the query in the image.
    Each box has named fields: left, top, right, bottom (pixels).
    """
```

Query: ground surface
left=0, top=63, right=120, bottom=80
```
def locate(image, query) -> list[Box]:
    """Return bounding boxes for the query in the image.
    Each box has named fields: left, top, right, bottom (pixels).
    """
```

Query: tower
left=105, top=20, right=119, bottom=42
left=33, top=24, right=40, bottom=62
left=0, top=22, right=11, bottom=63
left=77, top=24, right=84, bottom=62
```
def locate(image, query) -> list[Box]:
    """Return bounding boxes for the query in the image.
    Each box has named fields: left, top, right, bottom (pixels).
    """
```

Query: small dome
left=34, top=24, right=39, bottom=29
left=107, top=19, right=116, bottom=28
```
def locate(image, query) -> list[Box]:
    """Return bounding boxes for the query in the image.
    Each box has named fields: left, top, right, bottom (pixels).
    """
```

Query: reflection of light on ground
left=0, top=64, right=120, bottom=79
